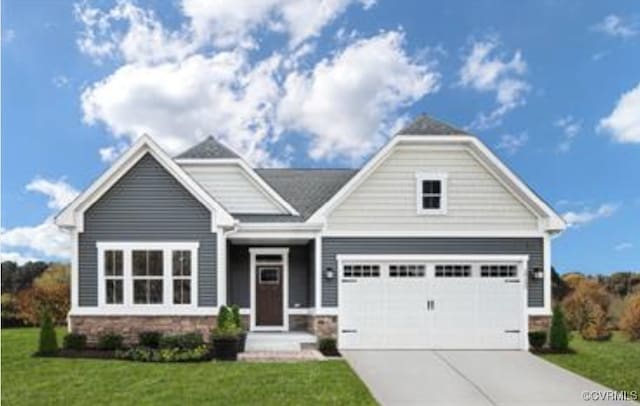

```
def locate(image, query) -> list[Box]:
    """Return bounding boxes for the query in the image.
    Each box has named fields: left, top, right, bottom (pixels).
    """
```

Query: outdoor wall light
left=325, top=267, right=335, bottom=279
left=530, top=267, right=544, bottom=279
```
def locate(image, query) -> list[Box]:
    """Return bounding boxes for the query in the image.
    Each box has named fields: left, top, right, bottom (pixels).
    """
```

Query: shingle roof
left=234, top=169, right=357, bottom=222
left=175, top=136, right=240, bottom=159
left=396, top=114, right=468, bottom=136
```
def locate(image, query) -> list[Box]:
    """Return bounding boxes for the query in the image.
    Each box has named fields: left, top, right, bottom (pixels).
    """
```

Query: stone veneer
left=311, top=315, right=338, bottom=338
left=529, top=315, right=551, bottom=331
left=70, top=316, right=217, bottom=346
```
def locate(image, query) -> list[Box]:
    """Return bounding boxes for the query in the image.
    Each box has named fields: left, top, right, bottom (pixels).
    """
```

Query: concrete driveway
left=343, top=350, right=632, bottom=406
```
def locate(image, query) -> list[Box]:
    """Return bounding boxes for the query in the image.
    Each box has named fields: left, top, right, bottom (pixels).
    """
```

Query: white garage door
left=338, top=256, right=527, bottom=350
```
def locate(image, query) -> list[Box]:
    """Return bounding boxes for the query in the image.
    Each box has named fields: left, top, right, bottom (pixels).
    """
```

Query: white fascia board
left=175, top=158, right=300, bottom=216
left=238, top=222, right=323, bottom=231
left=306, top=134, right=566, bottom=232
left=55, top=135, right=235, bottom=231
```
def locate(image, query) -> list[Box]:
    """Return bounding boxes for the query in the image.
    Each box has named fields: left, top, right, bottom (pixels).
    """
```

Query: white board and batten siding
left=327, top=146, right=539, bottom=233
left=181, top=164, right=285, bottom=214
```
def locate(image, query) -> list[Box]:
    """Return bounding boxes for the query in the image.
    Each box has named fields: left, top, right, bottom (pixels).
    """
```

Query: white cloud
left=495, top=132, right=528, bottom=155
left=592, top=14, right=638, bottom=38
left=0, top=251, right=40, bottom=265
left=598, top=82, right=640, bottom=144
left=1, top=217, right=71, bottom=259
left=555, top=115, right=582, bottom=152
left=26, top=177, right=79, bottom=210
left=562, top=203, right=619, bottom=228
left=3, top=29, right=15, bottom=44
left=52, top=75, right=70, bottom=88
left=99, top=142, right=130, bottom=163
left=459, top=37, right=530, bottom=129
left=278, top=31, right=439, bottom=161
left=76, top=1, right=438, bottom=165
left=615, top=242, right=633, bottom=251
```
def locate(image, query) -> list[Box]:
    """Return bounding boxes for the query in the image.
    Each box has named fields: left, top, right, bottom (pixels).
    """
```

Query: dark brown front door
left=255, top=265, right=283, bottom=326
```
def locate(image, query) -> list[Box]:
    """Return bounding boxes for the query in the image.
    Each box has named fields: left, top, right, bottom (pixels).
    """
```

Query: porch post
left=216, top=229, right=227, bottom=307
left=314, top=235, right=322, bottom=310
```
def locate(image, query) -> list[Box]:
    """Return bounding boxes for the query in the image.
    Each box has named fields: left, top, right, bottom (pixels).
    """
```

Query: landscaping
left=1, top=328, right=376, bottom=405
left=540, top=331, right=640, bottom=393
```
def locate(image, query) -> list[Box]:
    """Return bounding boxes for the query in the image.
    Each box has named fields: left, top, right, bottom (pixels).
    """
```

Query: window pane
left=105, top=251, right=113, bottom=275
left=149, top=280, right=163, bottom=303
left=133, top=251, right=147, bottom=276
left=148, top=251, right=163, bottom=276
left=422, top=180, right=441, bottom=194
left=106, top=280, right=123, bottom=304
left=173, top=280, right=191, bottom=304
left=105, top=250, right=123, bottom=276
left=134, top=280, right=147, bottom=304
left=173, top=251, right=191, bottom=276
left=422, top=196, right=441, bottom=209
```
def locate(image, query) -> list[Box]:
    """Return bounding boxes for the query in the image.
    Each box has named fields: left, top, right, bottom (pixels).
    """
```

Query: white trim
left=55, top=135, right=234, bottom=231
left=336, top=254, right=530, bottom=263
left=288, top=308, right=313, bottom=315
left=238, top=222, right=323, bottom=231
left=415, top=172, right=448, bottom=215
left=176, top=158, right=299, bottom=216
left=306, top=135, right=565, bottom=232
left=95, top=241, right=201, bottom=314
left=71, top=230, right=79, bottom=309
left=314, top=235, right=322, bottom=309
left=217, top=230, right=227, bottom=307
left=321, top=230, right=546, bottom=238
left=230, top=230, right=319, bottom=240
left=249, top=247, right=290, bottom=332
left=69, top=307, right=216, bottom=316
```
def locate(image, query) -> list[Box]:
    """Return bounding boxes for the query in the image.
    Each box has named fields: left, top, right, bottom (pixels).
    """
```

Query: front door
left=255, top=265, right=283, bottom=327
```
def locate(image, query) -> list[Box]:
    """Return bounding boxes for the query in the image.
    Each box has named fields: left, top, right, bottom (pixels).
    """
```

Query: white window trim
left=249, top=247, right=289, bottom=332
left=97, top=241, right=199, bottom=313
left=415, top=172, right=448, bottom=215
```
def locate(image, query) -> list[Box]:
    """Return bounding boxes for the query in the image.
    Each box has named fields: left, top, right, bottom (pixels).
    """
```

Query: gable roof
left=396, top=114, right=469, bottom=136
left=55, top=135, right=235, bottom=231
left=234, top=169, right=356, bottom=222
left=175, top=136, right=240, bottom=159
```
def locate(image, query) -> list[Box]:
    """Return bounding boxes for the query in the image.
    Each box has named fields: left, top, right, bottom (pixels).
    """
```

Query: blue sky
left=1, top=0, right=638, bottom=273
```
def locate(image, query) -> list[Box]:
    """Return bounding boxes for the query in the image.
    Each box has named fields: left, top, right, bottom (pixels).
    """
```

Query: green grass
left=540, top=331, right=640, bottom=392
left=1, top=328, right=376, bottom=406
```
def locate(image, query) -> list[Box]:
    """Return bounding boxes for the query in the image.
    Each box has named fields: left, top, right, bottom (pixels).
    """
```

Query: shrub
left=549, top=305, right=569, bottom=351
left=562, top=278, right=610, bottom=331
left=38, top=311, right=58, bottom=355
left=115, top=345, right=210, bottom=362
left=619, top=293, right=640, bottom=340
left=528, top=331, right=547, bottom=349
left=318, top=338, right=339, bottom=356
left=14, top=265, right=70, bottom=325
left=580, top=299, right=611, bottom=341
left=159, top=332, right=204, bottom=350
left=138, top=331, right=162, bottom=348
left=63, top=333, right=87, bottom=350
left=230, top=304, right=243, bottom=330
left=218, top=305, right=234, bottom=329
left=97, top=332, right=124, bottom=351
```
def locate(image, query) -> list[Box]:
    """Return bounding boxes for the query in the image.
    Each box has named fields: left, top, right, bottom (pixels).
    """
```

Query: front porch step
left=245, top=332, right=317, bottom=352
left=238, top=350, right=325, bottom=362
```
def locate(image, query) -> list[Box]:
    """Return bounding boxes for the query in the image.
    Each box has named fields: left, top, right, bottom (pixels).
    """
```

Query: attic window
left=415, top=173, right=447, bottom=215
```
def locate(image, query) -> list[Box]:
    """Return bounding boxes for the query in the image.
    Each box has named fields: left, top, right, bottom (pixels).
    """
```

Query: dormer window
left=416, top=173, right=447, bottom=215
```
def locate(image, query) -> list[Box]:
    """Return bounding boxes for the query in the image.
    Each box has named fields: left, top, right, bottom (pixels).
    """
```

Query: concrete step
left=245, top=332, right=317, bottom=352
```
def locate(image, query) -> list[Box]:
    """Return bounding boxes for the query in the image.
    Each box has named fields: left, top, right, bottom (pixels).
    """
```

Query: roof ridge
left=396, top=114, right=469, bottom=136
left=175, top=135, right=241, bottom=159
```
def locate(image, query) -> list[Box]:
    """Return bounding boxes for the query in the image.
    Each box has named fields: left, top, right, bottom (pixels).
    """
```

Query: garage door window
left=389, top=264, right=426, bottom=277
left=481, top=265, right=517, bottom=277
left=435, top=264, right=471, bottom=277
left=343, top=264, right=380, bottom=277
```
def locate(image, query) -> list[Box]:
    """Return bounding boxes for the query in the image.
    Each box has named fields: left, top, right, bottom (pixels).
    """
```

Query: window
left=389, top=264, right=426, bottom=277
left=343, top=264, right=380, bottom=278
left=104, top=250, right=123, bottom=304
left=172, top=250, right=192, bottom=304
left=133, top=250, right=164, bottom=304
left=259, top=267, right=280, bottom=284
left=481, top=264, right=517, bottom=278
left=435, top=264, right=471, bottom=278
left=416, top=173, right=447, bottom=214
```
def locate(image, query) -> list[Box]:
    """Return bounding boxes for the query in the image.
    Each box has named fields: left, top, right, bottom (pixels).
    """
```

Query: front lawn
left=540, top=331, right=640, bottom=393
left=1, top=328, right=375, bottom=405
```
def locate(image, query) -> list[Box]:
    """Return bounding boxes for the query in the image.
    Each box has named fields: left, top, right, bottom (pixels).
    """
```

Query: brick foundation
left=69, top=315, right=217, bottom=346
left=529, top=315, right=551, bottom=331
left=311, top=315, right=338, bottom=338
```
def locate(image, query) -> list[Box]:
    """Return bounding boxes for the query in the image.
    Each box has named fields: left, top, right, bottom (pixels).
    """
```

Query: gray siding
left=322, top=237, right=544, bottom=308
left=228, top=243, right=314, bottom=308
left=79, top=153, right=217, bottom=307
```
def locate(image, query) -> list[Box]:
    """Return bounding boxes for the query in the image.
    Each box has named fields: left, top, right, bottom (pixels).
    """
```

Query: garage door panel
left=383, top=278, right=429, bottom=348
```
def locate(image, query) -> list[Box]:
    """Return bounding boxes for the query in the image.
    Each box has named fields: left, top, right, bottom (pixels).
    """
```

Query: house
left=55, top=115, right=565, bottom=350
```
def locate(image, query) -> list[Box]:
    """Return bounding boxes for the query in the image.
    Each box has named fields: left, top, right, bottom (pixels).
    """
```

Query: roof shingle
left=175, top=136, right=240, bottom=159
left=396, top=114, right=468, bottom=136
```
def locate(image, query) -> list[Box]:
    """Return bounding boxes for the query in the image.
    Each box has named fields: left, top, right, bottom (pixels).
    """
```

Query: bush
left=218, top=305, right=234, bottom=329
left=115, top=345, right=210, bottom=362
left=528, top=331, right=547, bottom=349
left=14, top=265, right=70, bottom=325
left=97, top=332, right=124, bottom=351
left=63, top=333, right=87, bottom=350
left=138, top=331, right=162, bottom=348
left=580, top=299, right=611, bottom=341
left=317, top=338, right=339, bottom=356
left=619, top=293, right=640, bottom=340
left=549, top=305, right=569, bottom=351
left=562, top=278, right=610, bottom=331
left=38, top=311, right=58, bottom=355
left=230, top=304, right=243, bottom=330
left=159, top=332, right=204, bottom=350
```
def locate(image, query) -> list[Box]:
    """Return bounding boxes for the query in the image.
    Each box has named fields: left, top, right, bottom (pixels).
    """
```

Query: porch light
left=325, top=267, right=335, bottom=279
left=530, top=267, right=544, bottom=280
